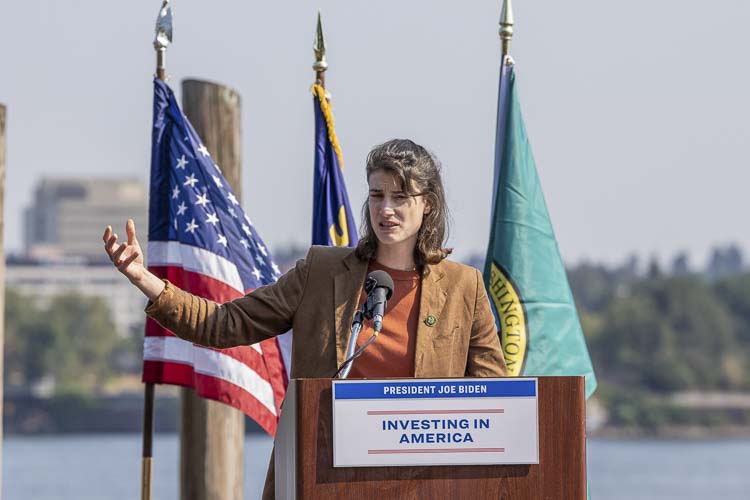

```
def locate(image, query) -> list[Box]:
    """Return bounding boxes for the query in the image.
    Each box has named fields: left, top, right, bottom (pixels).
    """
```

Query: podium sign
left=332, top=378, right=539, bottom=467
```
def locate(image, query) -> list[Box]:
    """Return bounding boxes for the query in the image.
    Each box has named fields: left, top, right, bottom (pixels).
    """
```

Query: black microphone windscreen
left=366, top=270, right=394, bottom=299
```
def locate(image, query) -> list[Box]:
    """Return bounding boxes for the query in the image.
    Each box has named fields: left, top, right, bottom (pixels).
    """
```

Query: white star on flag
left=228, top=207, right=237, bottom=218
left=176, top=202, right=188, bottom=216
left=255, top=254, right=265, bottom=266
left=212, top=175, right=223, bottom=188
left=252, top=267, right=262, bottom=280
left=185, top=218, right=199, bottom=233
left=172, top=185, right=180, bottom=199
left=217, top=234, right=228, bottom=247
left=258, top=244, right=267, bottom=256
left=175, top=155, right=188, bottom=169
left=196, top=193, right=210, bottom=207
left=198, top=144, right=210, bottom=157
left=239, top=238, right=249, bottom=248
left=206, top=213, right=219, bottom=225
left=227, top=193, right=239, bottom=205
left=241, top=224, right=252, bottom=236
left=244, top=214, right=253, bottom=225
left=184, top=174, right=199, bottom=188
left=214, top=163, right=222, bottom=173
left=271, top=263, right=280, bottom=275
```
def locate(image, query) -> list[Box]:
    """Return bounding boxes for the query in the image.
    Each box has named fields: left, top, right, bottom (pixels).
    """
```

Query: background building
left=24, top=177, right=148, bottom=262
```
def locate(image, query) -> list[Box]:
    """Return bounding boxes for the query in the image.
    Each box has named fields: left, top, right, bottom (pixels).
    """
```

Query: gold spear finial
left=153, top=0, right=173, bottom=81
left=499, top=0, right=514, bottom=63
left=313, top=10, right=328, bottom=86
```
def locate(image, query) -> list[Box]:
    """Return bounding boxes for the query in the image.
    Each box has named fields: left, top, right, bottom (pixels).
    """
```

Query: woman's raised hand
left=103, top=219, right=145, bottom=283
left=103, top=220, right=165, bottom=301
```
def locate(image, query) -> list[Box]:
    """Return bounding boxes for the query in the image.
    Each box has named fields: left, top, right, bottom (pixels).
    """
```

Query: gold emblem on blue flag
left=311, top=84, right=357, bottom=247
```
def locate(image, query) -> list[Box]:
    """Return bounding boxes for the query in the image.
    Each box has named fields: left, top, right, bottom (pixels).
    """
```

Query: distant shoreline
left=2, top=393, right=268, bottom=435
left=591, top=426, right=750, bottom=440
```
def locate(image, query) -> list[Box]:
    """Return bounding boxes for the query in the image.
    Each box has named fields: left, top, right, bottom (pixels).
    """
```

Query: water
left=587, top=439, right=750, bottom=500
left=3, top=434, right=749, bottom=499
left=3, top=434, right=273, bottom=500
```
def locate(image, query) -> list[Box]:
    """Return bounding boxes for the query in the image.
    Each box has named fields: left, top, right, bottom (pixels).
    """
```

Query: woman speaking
left=103, top=138, right=507, bottom=496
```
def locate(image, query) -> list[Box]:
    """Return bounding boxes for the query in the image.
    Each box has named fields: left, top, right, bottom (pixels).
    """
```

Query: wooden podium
left=275, top=377, right=586, bottom=499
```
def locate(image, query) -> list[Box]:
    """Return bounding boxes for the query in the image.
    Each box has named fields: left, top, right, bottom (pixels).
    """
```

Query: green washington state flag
left=484, top=59, right=597, bottom=398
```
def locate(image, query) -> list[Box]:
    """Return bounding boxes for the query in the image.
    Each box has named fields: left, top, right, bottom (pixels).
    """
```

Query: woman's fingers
left=103, top=227, right=115, bottom=253
left=105, top=234, right=120, bottom=257
left=118, top=250, right=140, bottom=272
left=126, top=219, right=138, bottom=245
left=112, top=242, right=128, bottom=265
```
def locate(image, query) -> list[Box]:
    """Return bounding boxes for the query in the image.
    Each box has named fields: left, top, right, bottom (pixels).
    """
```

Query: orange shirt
left=348, top=261, right=421, bottom=379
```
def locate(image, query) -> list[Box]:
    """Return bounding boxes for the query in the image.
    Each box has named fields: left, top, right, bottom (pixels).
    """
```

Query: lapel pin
left=424, top=314, right=437, bottom=327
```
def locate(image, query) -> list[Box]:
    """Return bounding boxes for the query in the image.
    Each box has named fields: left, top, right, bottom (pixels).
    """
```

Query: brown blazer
left=145, top=245, right=507, bottom=498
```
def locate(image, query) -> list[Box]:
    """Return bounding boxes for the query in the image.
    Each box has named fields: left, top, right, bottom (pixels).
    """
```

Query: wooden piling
left=180, top=80, right=244, bottom=500
left=0, top=104, right=6, bottom=495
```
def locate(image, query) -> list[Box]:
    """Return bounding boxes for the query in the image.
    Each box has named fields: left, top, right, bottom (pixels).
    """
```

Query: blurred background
left=1, top=1, right=749, bottom=499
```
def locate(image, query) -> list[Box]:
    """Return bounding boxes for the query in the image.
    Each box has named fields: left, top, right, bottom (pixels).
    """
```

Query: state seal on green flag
left=487, top=262, right=528, bottom=376
left=484, top=58, right=597, bottom=399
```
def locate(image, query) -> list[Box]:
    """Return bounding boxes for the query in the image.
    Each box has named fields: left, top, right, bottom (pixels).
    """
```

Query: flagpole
left=142, top=4, right=172, bottom=500
left=154, top=0, right=172, bottom=82
left=313, top=11, right=328, bottom=89
left=500, top=0, right=514, bottom=62
left=141, top=382, right=154, bottom=500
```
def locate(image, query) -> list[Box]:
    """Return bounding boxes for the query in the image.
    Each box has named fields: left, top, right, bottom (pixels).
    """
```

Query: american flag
left=142, top=78, right=291, bottom=436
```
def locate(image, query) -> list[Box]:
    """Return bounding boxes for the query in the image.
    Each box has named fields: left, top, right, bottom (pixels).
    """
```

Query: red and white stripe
left=143, top=241, right=291, bottom=436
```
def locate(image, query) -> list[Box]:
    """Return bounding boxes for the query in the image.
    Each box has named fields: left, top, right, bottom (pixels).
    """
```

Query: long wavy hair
left=355, top=139, right=452, bottom=266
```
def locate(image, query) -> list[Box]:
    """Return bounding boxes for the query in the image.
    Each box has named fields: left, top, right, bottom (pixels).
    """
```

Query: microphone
left=335, top=270, right=394, bottom=379
left=364, top=270, right=394, bottom=333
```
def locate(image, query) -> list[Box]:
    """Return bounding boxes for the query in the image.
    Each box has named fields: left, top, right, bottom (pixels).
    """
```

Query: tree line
left=570, top=247, right=750, bottom=431
left=4, top=289, right=140, bottom=395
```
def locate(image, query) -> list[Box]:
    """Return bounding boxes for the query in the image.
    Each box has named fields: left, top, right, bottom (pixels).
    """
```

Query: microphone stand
left=334, top=272, right=392, bottom=379
left=336, top=303, right=367, bottom=379
left=336, top=332, right=380, bottom=378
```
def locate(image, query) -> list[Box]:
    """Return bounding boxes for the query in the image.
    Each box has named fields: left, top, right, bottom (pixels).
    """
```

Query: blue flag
left=484, top=60, right=597, bottom=399
left=311, top=84, right=357, bottom=247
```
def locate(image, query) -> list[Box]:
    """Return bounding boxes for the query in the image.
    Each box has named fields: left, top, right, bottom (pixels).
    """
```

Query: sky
left=0, top=1, right=748, bottom=268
